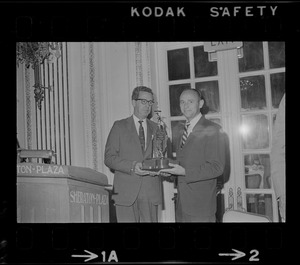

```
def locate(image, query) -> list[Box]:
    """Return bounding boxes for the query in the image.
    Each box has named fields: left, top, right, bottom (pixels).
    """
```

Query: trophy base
left=142, top=158, right=170, bottom=172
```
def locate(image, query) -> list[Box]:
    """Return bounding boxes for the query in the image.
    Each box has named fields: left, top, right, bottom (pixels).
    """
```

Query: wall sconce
left=16, top=42, right=61, bottom=110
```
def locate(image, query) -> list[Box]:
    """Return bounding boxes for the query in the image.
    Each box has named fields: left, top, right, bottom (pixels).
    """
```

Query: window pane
left=240, top=75, right=266, bottom=111
left=271, top=72, right=285, bottom=108
left=241, top=114, right=269, bottom=149
left=244, top=154, right=271, bottom=189
left=193, top=46, right=218, bottom=77
left=169, top=83, right=191, bottom=116
left=268, top=42, right=285, bottom=69
left=167, top=48, right=190, bottom=81
left=196, top=81, right=220, bottom=113
left=272, top=113, right=277, bottom=127
left=246, top=194, right=273, bottom=221
left=239, top=42, right=264, bottom=72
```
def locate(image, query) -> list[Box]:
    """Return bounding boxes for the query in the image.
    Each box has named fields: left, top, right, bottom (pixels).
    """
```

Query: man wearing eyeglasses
left=104, top=86, right=162, bottom=222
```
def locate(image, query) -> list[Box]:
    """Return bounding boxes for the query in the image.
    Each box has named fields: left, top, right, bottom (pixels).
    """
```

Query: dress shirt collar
left=133, top=114, right=147, bottom=135
left=186, top=112, right=202, bottom=133
left=133, top=114, right=146, bottom=125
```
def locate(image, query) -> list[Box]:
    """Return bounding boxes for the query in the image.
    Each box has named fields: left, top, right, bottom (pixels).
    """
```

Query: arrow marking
left=72, top=250, right=98, bottom=262
left=219, top=249, right=246, bottom=260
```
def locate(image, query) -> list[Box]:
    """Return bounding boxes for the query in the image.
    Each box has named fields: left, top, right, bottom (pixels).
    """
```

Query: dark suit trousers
left=115, top=199, right=158, bottom=222
left=176, top=197, right=216, bottom=223
left=115, top=178, right=158, bottom=223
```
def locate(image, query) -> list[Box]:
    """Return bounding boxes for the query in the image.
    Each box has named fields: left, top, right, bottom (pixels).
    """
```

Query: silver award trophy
left=142, top=110, right=170, bottom=171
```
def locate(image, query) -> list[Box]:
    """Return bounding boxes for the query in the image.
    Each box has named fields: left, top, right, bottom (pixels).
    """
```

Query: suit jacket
left=175, top=116, right=226, bottom=217
left=104, top=115, right=162, bottom=206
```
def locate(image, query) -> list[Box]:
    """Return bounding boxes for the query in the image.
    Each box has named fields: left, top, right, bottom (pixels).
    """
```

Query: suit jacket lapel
left=127, top=116, right=156, bottom=158
left=145, top=119, right=155, bottom=157
left=182, top=116, right=205, bottom=148
left=178, top=125, right=184, bottom=150
left=127, top=116, right=144, bottom=156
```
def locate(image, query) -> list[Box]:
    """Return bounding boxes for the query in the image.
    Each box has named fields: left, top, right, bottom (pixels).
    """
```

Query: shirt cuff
left=130, top=161, right=137, bottom=173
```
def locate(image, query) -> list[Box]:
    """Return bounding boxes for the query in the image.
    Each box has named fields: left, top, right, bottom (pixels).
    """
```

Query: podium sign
left=17, top=163, right=110, bottom=223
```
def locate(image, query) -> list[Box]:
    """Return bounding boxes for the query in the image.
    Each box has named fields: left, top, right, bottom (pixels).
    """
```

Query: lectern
left=17, top=163, right=110, bottom=223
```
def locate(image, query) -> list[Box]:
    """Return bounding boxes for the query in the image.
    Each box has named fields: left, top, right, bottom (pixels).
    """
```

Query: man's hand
left=134, top=162, right=150, bottom=176
left=143, top=171, right=171, bottom=177
left=159, top=163, right=185, bottom=176
left=147, top=171, right=172, bottom=177
left=159, top=171, right=172, bottom=177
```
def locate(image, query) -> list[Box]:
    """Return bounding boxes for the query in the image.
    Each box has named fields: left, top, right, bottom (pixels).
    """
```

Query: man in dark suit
left=161, top=89, right=227, bottom=222
left=104, top=86, right=162, bottom=222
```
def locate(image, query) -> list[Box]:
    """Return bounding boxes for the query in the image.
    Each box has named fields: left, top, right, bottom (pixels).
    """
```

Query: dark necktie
left=138, top=120, right=145, bottom=151
left=180, top=122, right=190, bottom=149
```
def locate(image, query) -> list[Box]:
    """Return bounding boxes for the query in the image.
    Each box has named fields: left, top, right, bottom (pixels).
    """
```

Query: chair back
left=222, top=210, right=271, bottom=222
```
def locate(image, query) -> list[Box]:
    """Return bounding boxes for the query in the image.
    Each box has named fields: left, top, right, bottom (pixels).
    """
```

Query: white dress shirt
left=186, top=112, right=202, bottom=136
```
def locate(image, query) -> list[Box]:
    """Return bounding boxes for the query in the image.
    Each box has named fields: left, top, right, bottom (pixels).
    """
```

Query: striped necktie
left=138, top=120, right=145, bottom=151
left=180, top=122, right=190, bottom=149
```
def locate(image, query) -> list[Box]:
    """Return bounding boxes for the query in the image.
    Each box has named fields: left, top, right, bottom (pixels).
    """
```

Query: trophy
left=142, top=110, right=170, bottom=171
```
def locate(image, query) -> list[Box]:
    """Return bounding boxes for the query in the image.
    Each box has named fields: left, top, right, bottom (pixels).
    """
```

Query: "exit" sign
left=204, top=42, right=243, bottom=52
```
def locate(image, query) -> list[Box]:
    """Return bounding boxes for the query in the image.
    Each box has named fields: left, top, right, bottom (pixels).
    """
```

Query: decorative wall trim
left=25, top=67, right=32, bottom=149
left=82, top=42, right=92, bottom=168
left=146, top=42, right=151, bottom=87
left=237, top=187, right=246, bottom=212
left=88, top=42, right=98, bottom=171
left=226, top=187, right=234, bottom=211
left=134, top=42, right=152, bottom=88
left=135, top=42, right=143, bottom=86
left=97, top=43, right=111, bottom=176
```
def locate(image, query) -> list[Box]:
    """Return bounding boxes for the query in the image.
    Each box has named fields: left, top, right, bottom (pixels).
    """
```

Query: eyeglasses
left=135, top=99, right=155, bottom=106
